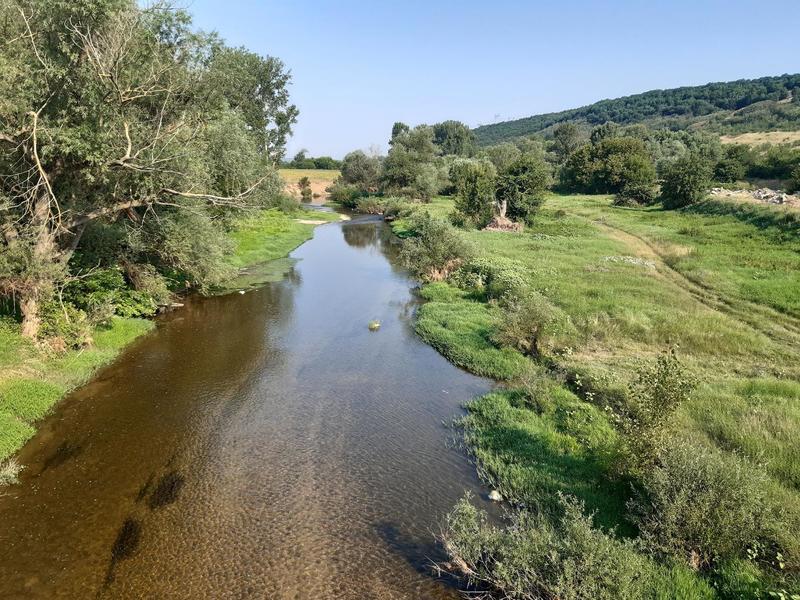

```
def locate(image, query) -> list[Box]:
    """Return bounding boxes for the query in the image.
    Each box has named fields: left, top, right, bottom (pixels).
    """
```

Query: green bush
left=615, top=182, right=658, bottom=206
left=63, top=266, right=167, bottom=321
left=399, top=213, right=474, bottom=280
left=789, top=165, right=800, bottom=194
left=451, top=256, right=528, bottom=304
left=441, top=494, right=714, bottom=600
left=326, top=182, right=363, bottom=208
left=631, top=443, right=773, bottom=569
left=354, top=196, right=385, bottom=214
left=661, top=154, right=713, bottom=209
left=618, top=348, right=695, bottom=473
left=38, top=301, right=93, bottom=348
left=493, top=291, right=576, bottom=357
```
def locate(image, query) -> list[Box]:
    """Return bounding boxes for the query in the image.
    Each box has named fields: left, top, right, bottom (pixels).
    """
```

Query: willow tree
left=0, top=0, right=297, bottom=337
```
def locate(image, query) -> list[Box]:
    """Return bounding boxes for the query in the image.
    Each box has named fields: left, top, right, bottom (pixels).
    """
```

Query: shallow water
left=0, top=217, right=494, bottom=599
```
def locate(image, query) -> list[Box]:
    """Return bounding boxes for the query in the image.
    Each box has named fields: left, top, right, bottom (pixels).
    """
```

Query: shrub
left=618, top=347, right=695, bottom=473
left=354, top=196, right=384, bottom=214
left=326, top=182, right=363, bottom=209
left=496, top=154, right=551, bottom=224
left=493, top=291, right=576, bottom=357
left=450, top=158, right=497, bottom=228
left=298, top=176, right=312, bottom=203
left=615, top=182, right=658, bottom=206
left=399, top=213, right=474, bottom=280
left=714, top=157, right=746, bottom=183
left=38, top=301, right=93, bottom=348
left=631, top=443, right=772, bottom=570
left=452, top=256, right=528, bottom=304
left=441, top=494, right=713, bottom=600
left=0, top=458, right=23, bottom=486
left=661, top=154, right=713, bottom=209
left=789, top=165, right=800, bottom=194
left=63, top=266, right=167, bottom=321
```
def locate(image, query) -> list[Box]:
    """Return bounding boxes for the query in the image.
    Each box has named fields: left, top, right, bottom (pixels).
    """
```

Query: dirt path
left=594, top=221, right=800, bottom=346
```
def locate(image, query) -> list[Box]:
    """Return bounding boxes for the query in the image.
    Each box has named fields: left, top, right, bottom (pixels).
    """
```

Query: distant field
left=279, top=168, right=340, bottom=204
left=720, top=130, right=800, bottom=145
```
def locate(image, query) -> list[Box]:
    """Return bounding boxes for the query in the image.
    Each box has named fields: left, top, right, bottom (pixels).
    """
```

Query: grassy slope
left=0, top=317, right=154, bottom=461
left=400, top=194, right=800, bottom=588
left=227, top=207, right=339, bottom=269
left=0, top=207, right=339, bottom=464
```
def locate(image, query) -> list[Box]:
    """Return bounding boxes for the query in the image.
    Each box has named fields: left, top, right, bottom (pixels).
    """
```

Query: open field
left=720, top=130, right=800, bottom=145
left=395, top=193, right=800, bottom=593
left=279, top=168, right=340, bottom=204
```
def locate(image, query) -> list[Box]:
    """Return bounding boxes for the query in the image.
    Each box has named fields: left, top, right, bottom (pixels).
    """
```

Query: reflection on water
left=0, top=217, right=492, bottom=599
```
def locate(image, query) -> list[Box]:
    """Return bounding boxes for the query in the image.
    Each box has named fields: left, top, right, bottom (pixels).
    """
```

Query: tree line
left=474, top=74, right=800, bottom=145
left=0, top=0, right=298, bottom=341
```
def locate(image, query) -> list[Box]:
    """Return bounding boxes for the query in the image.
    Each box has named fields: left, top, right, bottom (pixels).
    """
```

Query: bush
left=441, top=494, right=714, bottom=600
left=618, top=348, right=695, bottom=473
left=326, top=182, right=363, bottom=209
left=62, top=266, right=167, bottom=321
left=493, top=291, right=576, bottom=357
left=399, top=213, right=474, bottom=280
left=450, top=158, right=497, bottom=228
left=452, top=256, right=528, bottom=304
left=661, top=154, right=713, bottom=209
left=496, top=154, right=551, bottom=224
left=789, top=165, right=800, bottom=194
left=714, top=157, right=746, bottom=183
left=340, top=150, right=381, bottom=189
left=615, top=182, right=658, bottom=206
left=353, top=197, right=384, bottom=214
left=38, top=301, right=93, bottom=348
left=631, top=443, right=773, bottom=570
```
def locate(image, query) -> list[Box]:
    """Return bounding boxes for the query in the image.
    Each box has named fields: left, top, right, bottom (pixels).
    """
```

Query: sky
left=185, top=0, right=800, bottom=159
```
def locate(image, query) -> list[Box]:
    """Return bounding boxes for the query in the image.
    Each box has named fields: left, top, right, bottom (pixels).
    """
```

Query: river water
left=0, top=217, right=493, bottom=599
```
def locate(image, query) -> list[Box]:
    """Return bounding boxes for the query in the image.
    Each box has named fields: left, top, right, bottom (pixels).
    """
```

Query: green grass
left=227, top=208, right=338, bottom=269
left=397, top=193, right=800, bottom=589
left=0, top=317, right=153, bottom=462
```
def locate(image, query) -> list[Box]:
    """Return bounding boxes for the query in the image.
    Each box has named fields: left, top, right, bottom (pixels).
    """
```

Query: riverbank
left=392, top=193, right=800, bottom=596
left=0, top=207, right=339, bottom=477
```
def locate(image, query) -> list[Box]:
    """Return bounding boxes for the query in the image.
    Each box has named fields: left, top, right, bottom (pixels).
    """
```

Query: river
left=0, top=216, right=494, bottom=599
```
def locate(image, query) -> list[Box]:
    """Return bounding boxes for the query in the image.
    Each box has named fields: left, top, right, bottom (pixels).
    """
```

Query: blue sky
left=186, top=0, right=800, bottom=158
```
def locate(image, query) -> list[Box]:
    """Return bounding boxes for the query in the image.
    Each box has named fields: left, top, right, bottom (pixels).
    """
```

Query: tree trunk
left=498, top=198, right=508, bottom=219
left=20, top=293, right=41, bottom=338
left=19, top=191, right=58, bottom=339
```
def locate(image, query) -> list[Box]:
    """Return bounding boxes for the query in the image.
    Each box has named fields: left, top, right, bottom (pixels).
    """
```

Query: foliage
left=452, top=256, right=529, bottom=303
left=0, top=0, right=294, bottom=337
left=474, top=74, right=800, bottom=144
left=326, top=182, right=363, bottom=208
left=398, top=213, right=474, bottom=280
left=661, top=154, right=713, bottom=209
left=382, top=125, right=438, bottom=198
left=714, top=157, right=747, bottom=183
left=441, top=494, right=714, bottom=600
left=614, top=182, right=658, bottom=206
left=298, top=176, right=313, bottom=203
left=432, top=120, right=475, bottom=156
left=286, top=150, right=341, bottom=170
left=493, top=291, right=575, bottom=357
left=631, top=442, right=774, bottom=570
left=790, top=165, right=800, bottom=194
left=480, top=142, right=522, bottom=172
left=560, top=137, right=656, bottom=195
left=339, top=150, right=381, bottom=190
left=496, top=154, right=551, bottom=224
left=450, top=158, right=497, bottom=227
left=552, top=122, right=585, bottom=162
left=617, top=348, right=695, bottom=473
left=63, top=267, right=168, bottom=320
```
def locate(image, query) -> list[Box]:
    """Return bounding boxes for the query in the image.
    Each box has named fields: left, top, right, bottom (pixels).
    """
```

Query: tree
left=480, top=143, right=521, bottom=172
left=661, top=154, right=712, bottom=209
left=495, top=154, right=550, bottom=224
left=389, top=121, right=410, bottom=146
left=450, top=159, right=497, bottom=228
left=432, top=120, right=475, bottom=156
left=382, top=125, right=438, bottom=199
left=340, top=150, right=381, bottom=189
left=298, top=176, right=312, bottom=202
left=559, top=137, right=655, bottom=195
left=552, top=123, right=583, bottom=162
left=0, top=1, right=292, bottom=337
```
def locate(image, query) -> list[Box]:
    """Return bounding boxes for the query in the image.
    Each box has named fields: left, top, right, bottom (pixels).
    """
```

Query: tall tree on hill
left=0, top=0, right=294, bottom=337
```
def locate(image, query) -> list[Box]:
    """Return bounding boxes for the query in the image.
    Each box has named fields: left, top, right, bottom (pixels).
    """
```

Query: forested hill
left=474, top=74, right=800, bottom=145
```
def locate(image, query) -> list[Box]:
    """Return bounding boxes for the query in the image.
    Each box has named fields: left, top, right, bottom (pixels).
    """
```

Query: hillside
left=474, top=74, right=800, bottom=145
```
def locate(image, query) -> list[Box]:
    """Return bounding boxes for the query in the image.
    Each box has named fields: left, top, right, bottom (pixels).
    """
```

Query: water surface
left=0, top=217, right=492, bottom=599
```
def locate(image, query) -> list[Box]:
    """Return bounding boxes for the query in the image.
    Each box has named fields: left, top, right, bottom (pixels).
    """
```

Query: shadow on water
left=104, top=518, right=142, bottom=586
left=38, top=440, right=83, bottom=474
left=147, top=471, right=185, bottom=510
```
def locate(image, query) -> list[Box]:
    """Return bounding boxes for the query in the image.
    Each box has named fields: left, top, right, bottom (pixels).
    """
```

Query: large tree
left=0, top=0, right=295, bottom=337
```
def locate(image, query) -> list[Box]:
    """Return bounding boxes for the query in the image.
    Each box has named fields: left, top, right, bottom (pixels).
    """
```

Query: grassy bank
left=394, top=194, right=800, bottom=596
left=0, top=207, right=339, bottom=475
left=0, top=317, right=154, bottom=465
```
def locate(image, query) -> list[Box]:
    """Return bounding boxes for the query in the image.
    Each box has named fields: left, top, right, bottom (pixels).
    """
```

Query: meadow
left=395, top=193, right=800, bottom=595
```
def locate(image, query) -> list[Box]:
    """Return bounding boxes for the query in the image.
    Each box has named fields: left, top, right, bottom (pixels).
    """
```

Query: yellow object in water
left=368, top=320, right=381, bottom=331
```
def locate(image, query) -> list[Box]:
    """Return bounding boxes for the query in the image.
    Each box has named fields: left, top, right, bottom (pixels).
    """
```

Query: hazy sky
left=185, top=0, right=800, bottom=159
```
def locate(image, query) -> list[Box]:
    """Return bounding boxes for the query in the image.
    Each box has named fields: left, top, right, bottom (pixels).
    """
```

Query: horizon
left=189, top=1, right=797, bottom=158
